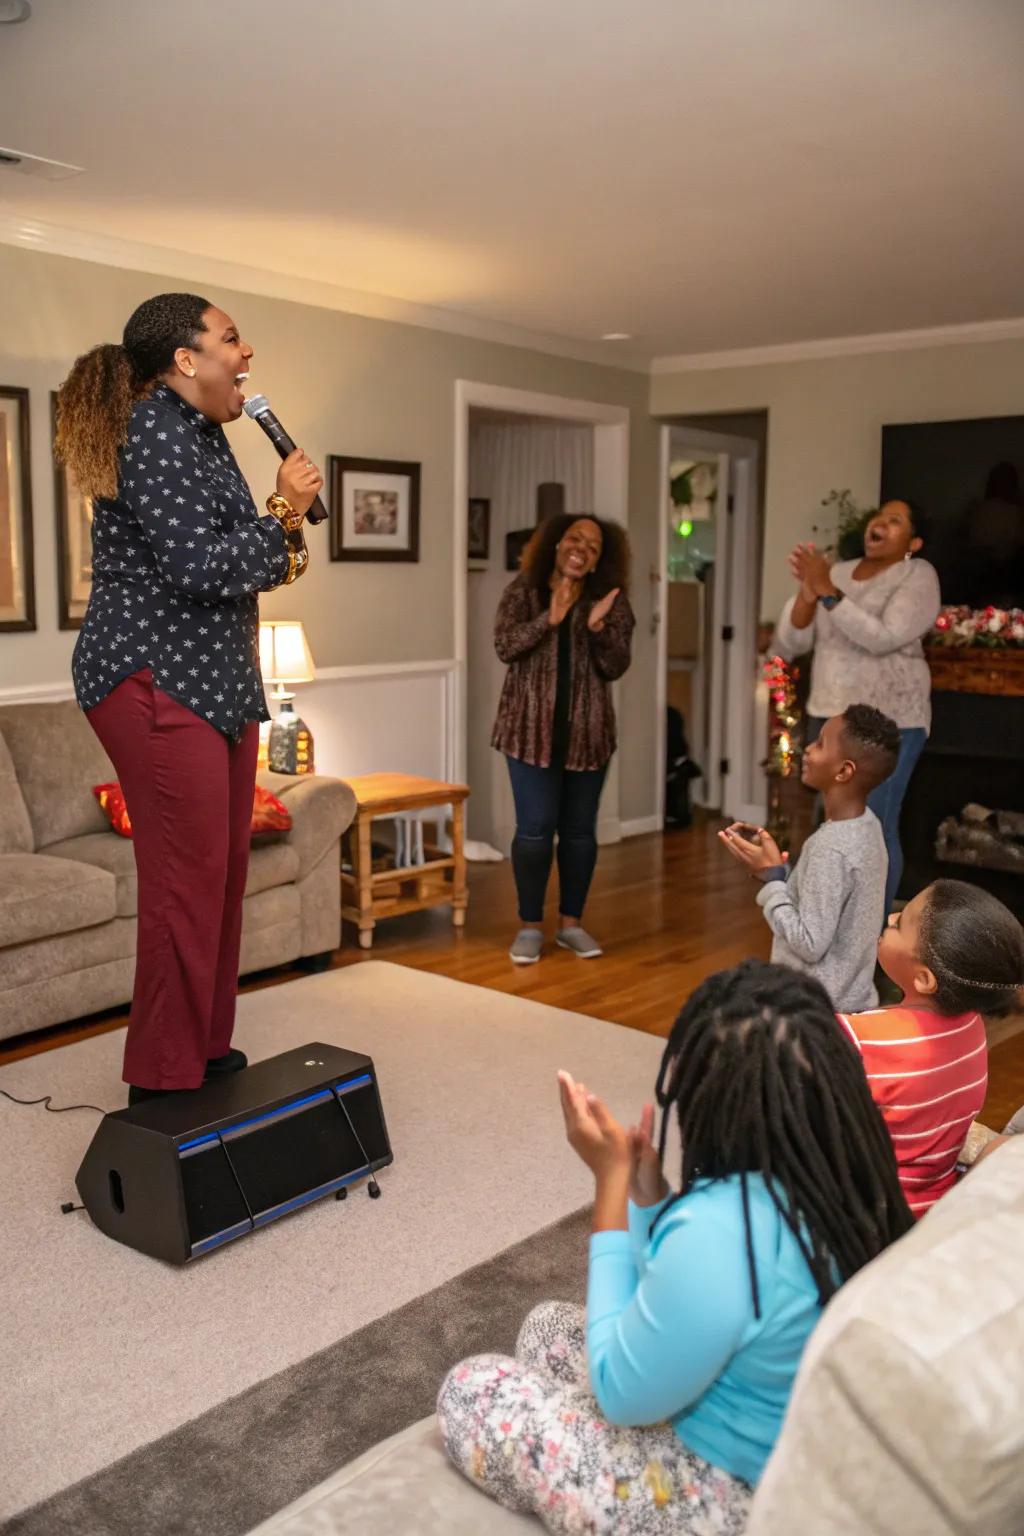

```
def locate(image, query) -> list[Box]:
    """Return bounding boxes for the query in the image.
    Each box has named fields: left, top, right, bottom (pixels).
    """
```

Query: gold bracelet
left=266, top=493, right=306, bottom=534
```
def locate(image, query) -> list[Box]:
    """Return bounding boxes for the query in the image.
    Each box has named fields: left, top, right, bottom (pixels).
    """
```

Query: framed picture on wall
left=467, top=496, right=490, bottom=568
left=51, top=392, right=93, bottom=629
left=328, top=455, right=421, bottom=563
left=0, top=385, right=36, bottom=633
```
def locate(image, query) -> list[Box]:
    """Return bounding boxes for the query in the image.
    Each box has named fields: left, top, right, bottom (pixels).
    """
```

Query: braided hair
left=653, top=959, right=913, bottom=1314
left=55, top=293, right=211, bottom=499
left=918, top=879, right=1024, bottom=1017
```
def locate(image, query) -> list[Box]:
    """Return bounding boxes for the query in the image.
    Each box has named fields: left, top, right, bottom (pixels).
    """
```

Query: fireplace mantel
left=925, top=645, right=1024, bottom=698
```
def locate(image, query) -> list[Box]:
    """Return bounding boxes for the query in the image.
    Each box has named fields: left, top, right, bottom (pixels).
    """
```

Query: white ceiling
left=1, top=0, right=1022, bottom=365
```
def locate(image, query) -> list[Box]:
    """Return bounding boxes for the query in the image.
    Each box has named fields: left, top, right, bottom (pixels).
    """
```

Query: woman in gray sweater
left=775, top=500, right=941, bottom=913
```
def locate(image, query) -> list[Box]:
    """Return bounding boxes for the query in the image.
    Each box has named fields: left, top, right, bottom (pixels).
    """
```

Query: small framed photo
left=0, top=385, right=35, bottom=633
left=328, top=455, right=420, bottom=563
left=51, top=392, right=93, bottom=630
left=468, top=497, right=490, bottom=568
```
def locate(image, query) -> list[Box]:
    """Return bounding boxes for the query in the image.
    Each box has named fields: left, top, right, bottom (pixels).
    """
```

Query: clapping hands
left=787, top=542, right=834, bottom=599
left=587, top=587, right=620, bottom=633
left=557, top=1072, right=669, bottom=1206
left=717, top=822, right=788, bottom=879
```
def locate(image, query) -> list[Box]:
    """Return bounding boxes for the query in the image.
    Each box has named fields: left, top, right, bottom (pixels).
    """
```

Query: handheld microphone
left=242, top=394, right=328, bottom=524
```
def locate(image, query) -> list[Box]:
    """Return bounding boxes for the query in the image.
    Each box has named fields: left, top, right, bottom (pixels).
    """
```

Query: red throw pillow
left=93, top=782, right=132, bottom=837
left=92, top=782, right=293, bottom=842
left=250, top=784, right=293, bottom=843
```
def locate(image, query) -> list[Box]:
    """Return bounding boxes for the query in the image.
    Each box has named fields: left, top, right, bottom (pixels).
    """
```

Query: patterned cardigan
left=491, top=574, right=635, bottom=770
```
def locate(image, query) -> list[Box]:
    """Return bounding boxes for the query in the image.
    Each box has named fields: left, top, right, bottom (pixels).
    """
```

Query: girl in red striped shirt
left=837, top=879, right=1024, bottom=1217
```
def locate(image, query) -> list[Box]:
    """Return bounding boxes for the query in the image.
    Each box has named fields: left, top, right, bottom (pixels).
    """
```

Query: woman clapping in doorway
left=492, top=514, right=634, bottom=965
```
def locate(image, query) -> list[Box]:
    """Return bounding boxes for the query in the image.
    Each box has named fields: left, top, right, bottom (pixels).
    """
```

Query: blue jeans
left=506, top=755, right=608, bottom=923
left=868, top=727, right=928, bottom=914
left=806, top=717, right=927, bottom=915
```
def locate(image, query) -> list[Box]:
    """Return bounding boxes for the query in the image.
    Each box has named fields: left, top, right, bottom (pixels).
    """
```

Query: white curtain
left=467, top=419, right=595, bottom=850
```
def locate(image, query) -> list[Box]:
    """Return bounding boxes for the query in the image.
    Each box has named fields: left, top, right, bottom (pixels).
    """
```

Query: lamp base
left=268, top=701, right=315, bottom=775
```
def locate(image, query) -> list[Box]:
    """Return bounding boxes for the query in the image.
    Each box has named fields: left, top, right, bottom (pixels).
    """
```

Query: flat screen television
left=879, top=415, right=1024, bottom=608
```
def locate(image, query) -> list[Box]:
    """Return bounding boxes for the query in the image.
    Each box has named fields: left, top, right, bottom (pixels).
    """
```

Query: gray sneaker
left=509, top=928, right=544, bottom=965
left=556, top=925, right=603, bottom=958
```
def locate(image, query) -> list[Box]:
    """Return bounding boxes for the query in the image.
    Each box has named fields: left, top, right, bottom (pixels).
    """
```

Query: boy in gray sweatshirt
left=719, top=704, right=899, bottom=1011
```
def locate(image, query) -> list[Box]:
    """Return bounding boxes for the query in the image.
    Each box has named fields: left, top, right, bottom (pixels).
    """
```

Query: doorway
left=655, top=421, right=766, bottom=828
left=454, top=382, right=629, bottom=854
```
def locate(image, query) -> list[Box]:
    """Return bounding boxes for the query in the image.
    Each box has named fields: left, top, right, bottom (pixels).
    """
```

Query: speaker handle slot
left=108, top=1169, right=125, bottom=1214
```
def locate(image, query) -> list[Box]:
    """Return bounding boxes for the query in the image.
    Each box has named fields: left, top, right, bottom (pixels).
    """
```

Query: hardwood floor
left=2, top=813, right=1021, bottom=1134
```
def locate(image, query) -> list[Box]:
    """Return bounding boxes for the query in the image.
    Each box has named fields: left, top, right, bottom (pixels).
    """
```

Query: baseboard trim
left=620, top=814, right=662, bottom=838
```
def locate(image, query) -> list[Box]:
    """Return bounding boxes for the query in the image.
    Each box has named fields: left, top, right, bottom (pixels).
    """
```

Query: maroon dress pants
left=86, top=669, right=258, bottom=1090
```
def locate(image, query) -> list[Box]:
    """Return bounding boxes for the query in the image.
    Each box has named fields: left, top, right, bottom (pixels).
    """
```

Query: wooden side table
left=341, top=773, right=470, bottom=950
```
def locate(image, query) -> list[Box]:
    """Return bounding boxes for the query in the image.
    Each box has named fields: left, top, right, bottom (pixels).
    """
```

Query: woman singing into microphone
left=55, top=293, right=322, bottom=1104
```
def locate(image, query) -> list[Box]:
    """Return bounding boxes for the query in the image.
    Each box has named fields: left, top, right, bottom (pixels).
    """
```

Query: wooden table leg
left=355, top=810, right=375, bottom=950
left=451, top=799, right=468, bottom=929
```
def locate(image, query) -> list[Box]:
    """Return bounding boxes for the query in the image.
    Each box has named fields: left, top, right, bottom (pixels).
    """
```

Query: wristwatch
left=818, top=592, right=843, bottom=611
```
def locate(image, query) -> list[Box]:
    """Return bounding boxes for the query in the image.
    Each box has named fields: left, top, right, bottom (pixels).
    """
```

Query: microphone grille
left=242, top=394, right=270, bottom=419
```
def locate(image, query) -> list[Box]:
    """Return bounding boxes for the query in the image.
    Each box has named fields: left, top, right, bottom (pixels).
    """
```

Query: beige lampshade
left=259, top=620, right=315, bottom=685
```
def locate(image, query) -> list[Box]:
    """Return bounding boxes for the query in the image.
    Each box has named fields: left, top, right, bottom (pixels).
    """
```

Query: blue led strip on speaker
left=189, top=1164, right=370, bottom=1257
left=177, top=1073, right=373, bottom=1154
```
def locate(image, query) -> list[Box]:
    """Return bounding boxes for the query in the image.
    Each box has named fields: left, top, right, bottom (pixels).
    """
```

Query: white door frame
left=454, top=380, right=630, bottom=837
left=655, top=423, right=764, bottom=826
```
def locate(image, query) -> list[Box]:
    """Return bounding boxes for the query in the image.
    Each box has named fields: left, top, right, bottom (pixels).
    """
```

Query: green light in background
left=677, top=518, right=693, bottom=538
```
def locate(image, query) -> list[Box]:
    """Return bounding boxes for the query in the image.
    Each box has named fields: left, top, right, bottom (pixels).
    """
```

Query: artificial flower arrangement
left=928, top=606, right=1024, bottom=649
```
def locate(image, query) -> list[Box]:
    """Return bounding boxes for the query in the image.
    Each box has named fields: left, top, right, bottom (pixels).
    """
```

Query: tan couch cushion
left=747, top=1138, right=1024, bottom=1536
left=0, top=700, right=113, bottom=848
left=44, top=833, right=138, bottom=918
left=44, top=833, right=300, bottom=919
left=0, top=732, right=32, bottom=855
left=247, top=1414, right=532, bottom=1535
left=0, top=852, right=116, bottom=947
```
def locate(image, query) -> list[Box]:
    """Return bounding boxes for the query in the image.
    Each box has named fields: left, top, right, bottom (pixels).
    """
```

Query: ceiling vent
left=0, top=147, right=83, bottom=180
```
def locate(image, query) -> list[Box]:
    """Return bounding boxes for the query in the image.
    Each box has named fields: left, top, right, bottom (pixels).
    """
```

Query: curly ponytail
left=54, top=292, right=211, bottom=500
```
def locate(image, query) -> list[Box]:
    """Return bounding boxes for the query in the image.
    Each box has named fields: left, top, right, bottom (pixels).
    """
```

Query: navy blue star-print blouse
left=73, top=383, right=289, bottom=741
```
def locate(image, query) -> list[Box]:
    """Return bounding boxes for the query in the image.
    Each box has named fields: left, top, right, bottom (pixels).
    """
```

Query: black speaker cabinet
left=76, top=1043, right=392, bottom=1263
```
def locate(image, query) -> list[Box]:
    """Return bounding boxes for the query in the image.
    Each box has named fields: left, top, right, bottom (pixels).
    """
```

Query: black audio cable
left=1, top=1089, right=108, bottom=1214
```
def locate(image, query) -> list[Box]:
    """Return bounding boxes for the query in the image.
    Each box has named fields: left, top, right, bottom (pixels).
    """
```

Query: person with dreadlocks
left=55, top=293, right=323, bottom=1104
left=437, top=960, right=912, bottom=1534
left=719, top=702, right=899, bottom=1010
left=838, top=878, right=1024, bottom=1218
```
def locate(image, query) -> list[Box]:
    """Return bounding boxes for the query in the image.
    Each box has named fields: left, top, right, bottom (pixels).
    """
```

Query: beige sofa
left=0, top=700, right=356, bottom=1043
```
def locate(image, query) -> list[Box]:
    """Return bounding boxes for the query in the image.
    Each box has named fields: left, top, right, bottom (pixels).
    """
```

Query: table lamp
left=259, top=620, right=316, bottom=775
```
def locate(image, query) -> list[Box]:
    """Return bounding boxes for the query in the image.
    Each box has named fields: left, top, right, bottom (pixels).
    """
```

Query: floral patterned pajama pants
left=437, top=1301, right=752, bottom=1535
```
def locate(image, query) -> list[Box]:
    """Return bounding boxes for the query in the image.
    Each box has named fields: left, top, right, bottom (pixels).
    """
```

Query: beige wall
left=651, top=338, right=1024, bottom=619
left=0, top=242, right=660, bottom=821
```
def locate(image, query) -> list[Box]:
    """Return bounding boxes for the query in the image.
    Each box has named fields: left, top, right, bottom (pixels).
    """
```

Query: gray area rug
left=3, top=1207, right=589, bottom=1536
left=0, top=964, right=663, bottom=1518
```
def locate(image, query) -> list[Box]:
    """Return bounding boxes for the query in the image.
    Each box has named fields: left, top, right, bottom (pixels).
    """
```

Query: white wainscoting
left=0, top=662, right=459, bottom=784
left=300, top=661, right=457, bottom=781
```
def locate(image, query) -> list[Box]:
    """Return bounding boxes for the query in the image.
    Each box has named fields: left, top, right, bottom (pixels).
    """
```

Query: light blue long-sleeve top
left=587, top=1175, right=824, bottom=1486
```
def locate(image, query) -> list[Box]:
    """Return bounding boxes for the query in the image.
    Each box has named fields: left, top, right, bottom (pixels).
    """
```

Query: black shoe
left=128, top=1085, right=176, bottom=1106
left=205, top=1048, right=248, bottom=1079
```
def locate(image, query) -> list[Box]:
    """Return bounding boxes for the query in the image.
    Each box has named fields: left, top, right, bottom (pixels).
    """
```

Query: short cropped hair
left=840, top=704, right=900, bottom=790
